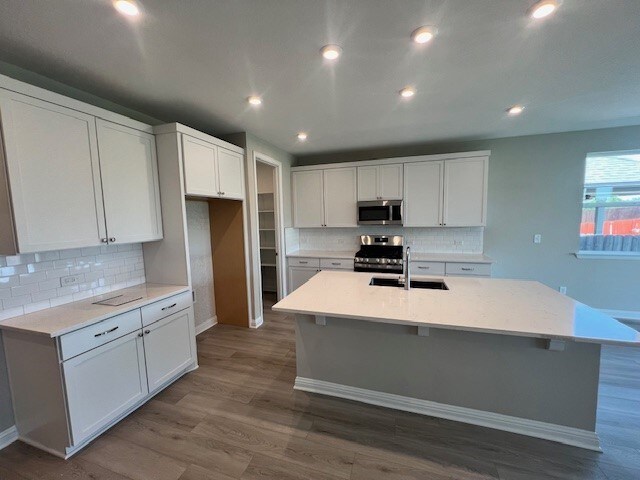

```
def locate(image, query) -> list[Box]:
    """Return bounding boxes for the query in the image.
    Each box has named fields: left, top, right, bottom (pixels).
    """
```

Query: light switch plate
left=533, top=234, right=542, bottom=244
left=61, top=274, right=83, bottom=287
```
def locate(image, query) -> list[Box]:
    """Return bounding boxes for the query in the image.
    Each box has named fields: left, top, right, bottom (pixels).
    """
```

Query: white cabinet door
left=404, top=161, right=443, bottom=227
left=96, top=119, right=163, bottom=244
left=63, top=330, right=148, bottom=446
left=357, top=166, right=378, bottom=201
left=379, top=164, right=403, bottom=200
left=0, top=91, right=106, bottom=252
left=443, top=157, right=488, bottom=227
left=143, top=308, right=195, bottom=394
left=217, top=148, right=244, bottom=200
left=323, top=168, right=357, bottom=227
left=292, top=170, right=324, bottom=228
left=182, top=135, right=218, bottom=197
left=288, top=267, right=319, bottom=293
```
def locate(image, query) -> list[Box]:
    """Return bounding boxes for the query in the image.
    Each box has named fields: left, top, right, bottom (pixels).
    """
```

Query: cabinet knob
left=109, top=237, right=116, bottom=243
left=137, top=332, right=144, bottom=338
left=100, top=238, right=108, bottom=243
left=144, top=329, right=151, bottom=335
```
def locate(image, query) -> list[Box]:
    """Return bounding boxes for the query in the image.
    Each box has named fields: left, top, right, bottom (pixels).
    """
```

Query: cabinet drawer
left=289, top=257, right=320, bottom=268
left=445, top=262, right=491, bottom=277
left=59, top=309, right=143, bottom=361
left=141, top=291, right=192, bottom=327
left=410, top=261, right=445, bottom=275
left=320, top=258, right=353, bottom=270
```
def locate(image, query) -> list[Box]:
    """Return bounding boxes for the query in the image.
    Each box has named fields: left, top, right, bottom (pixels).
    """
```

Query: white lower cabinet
left=289, top=266, right=320, bottom=292
left=63, top=329, right=148, bottom=445
left=2, top=291, right=196, bottom=458
left=143, top=309, right=195, bottom=394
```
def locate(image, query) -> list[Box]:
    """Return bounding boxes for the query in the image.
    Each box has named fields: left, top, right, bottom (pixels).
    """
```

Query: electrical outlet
left=559, top=286, right=567, bottom=294
left=533, top=234, right=542, bottom=244
left=60, top=274, right=83, bottom=287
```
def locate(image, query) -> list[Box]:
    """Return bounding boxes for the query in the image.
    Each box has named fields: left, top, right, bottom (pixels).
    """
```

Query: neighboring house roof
left=585, top=153, right=640, bottom=185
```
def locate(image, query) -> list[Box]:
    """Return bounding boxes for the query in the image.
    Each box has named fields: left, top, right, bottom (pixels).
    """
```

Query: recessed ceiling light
left=399, top=86, right=416, bottom=99
left=411, top=26, right=438, bottom=44
left=297, top=132, right=308, bottom=141
left=113, top=0, right=140, bottom=17
left=506, top=104, right=525, bottom=116
left=528, top=0, right=560, bottom=19
left=320, top=45, right=342, bottom=61
left=247, top=96, right=262, bottom=106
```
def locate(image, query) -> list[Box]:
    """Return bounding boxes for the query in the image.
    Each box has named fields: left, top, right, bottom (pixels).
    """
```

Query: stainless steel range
left=354, top=235, right=404, bottom=274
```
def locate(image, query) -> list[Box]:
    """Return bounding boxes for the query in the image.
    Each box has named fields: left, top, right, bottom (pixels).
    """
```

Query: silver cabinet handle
left=100, top=238, right=108, bottom=243
left=109, top=237, right=116, bottom=243
left=461, top=267, right=474, bottom=271
left=299, top=261, right=308, bottom=264
left=144, top=329, right=150, bottom=335
left=331, top=262, right=340, bottom=266
left=94, top=326, right=119, bottom=337
left=161, top=303, right=177, bottom=311
left=137, top=332, right=144, bottom=338
left=418, top=266, right=430, bottom=270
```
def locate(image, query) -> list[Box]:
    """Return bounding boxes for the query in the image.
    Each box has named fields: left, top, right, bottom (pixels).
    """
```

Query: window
left=579, top=151, right=640, bottom=254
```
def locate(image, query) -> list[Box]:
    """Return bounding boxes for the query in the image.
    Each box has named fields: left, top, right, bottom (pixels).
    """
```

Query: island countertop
left=0, top=283, right=190, bottom=338
left=273, top=271, right=640, bottom=347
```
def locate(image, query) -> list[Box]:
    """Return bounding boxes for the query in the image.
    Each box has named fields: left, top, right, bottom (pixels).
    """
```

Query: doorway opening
left=253, top=153, right=286, bottom=317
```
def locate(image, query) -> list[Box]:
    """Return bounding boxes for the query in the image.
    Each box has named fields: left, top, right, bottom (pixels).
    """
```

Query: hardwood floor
left=1, top=299, right=639, bottom=480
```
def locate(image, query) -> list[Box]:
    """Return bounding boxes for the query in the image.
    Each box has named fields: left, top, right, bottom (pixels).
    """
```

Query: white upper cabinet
left=182, top=135, right=218, bottom=197
left=443, top=157, right=488, bottom=227
left=96, top=119, right=163, bottom=244
left=0, top=91, right=106, bottom=252
left=293, top=168, right=357, bottom=228
left=404, top=156, right=488, bottom=227
left=357, top=164, right=403, bottom=200
left=404, top=161, right=443, bottom=227
left=216, top=148, right=244, bottom=200
left=323, top=168, right=357, bottom=227
left=181, top=134, right=244, bottom=200
left=292, top=170, right=324, bottom=228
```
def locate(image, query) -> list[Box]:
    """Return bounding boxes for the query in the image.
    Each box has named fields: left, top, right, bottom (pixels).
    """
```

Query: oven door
left=357, top=200, right=403, bottom=225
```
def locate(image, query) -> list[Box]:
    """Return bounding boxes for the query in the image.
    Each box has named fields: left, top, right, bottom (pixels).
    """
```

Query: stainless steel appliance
left=354, top=235, right=404, bottom=274
left=357, top=200, right=402, bottom=226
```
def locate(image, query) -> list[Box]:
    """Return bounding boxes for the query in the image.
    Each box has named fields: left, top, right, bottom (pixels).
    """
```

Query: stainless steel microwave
left=357, top=200, right=403, bottom=226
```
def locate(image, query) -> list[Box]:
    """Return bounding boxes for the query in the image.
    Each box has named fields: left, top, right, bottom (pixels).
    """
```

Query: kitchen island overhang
left=273, top=271, right=640, bottom=451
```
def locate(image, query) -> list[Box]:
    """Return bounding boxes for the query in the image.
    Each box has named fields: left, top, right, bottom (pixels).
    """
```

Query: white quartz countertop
left=286, top=250, right=356, bottom=259
left=411, top=253, right=493, bottom=263
left=286, top=250, right=492, bottom=263
left=0, top=283, right=190, bottom=338
left=272, top=271, right=640, bottom=347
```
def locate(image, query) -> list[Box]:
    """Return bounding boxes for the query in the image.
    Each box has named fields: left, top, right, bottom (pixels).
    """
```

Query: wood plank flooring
left=1, top=294, right=639, bottom=479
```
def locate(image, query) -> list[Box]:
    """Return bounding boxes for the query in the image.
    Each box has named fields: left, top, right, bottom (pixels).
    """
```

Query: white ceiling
left=0, top=0, right=639, bottom=155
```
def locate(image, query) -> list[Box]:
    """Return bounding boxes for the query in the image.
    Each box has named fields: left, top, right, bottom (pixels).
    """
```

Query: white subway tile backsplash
left=0, top=244, right=146, bottom=321
left=290, top=227, right=484, bottom=254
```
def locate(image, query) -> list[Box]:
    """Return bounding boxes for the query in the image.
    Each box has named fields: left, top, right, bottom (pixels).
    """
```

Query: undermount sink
left=369, top=277, right=449, bottom=290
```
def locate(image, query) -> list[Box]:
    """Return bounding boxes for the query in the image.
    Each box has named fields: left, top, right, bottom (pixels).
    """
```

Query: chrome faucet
left=402, top=247, right=411, bottom=290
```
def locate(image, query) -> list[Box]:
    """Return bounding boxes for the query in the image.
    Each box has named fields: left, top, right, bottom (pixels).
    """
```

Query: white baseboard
left=195, top=316, right=217, bottom=335
left=0, top=426, right=18, bottom=450
left=294, top=377, right=601, bottom=452
left=601, top=309, right=640, bottom=325
left=250, top=315, right=264, bottom=329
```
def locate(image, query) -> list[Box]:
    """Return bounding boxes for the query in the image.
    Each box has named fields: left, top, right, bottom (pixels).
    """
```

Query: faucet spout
left=403, top=247, right=411, bottom=290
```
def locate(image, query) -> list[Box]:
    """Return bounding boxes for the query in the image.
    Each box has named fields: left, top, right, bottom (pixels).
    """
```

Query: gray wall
left=296, top=125, right=640, bottom=312
left=296, top=315, right=601, bottom=431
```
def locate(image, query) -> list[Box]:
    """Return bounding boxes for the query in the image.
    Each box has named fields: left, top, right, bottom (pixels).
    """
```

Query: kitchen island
left=272, top=271, right=640, bottom=451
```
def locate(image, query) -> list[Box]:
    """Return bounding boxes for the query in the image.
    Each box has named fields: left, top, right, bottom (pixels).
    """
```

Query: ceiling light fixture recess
left=320, top=44, right=342, bottom=61
left=113, top=0, right=140, bottom=17
left=297, top=132, right=308, bottom=141
left=247, top=96, right=262, bottom=106
left=399, top=86, right=416, bottom=98
left=411, top=26, right=438, bottom=44
left=506, top=104, right=525, bottom=116
left=528, top=0, right=560, bottom=19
